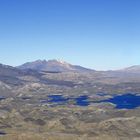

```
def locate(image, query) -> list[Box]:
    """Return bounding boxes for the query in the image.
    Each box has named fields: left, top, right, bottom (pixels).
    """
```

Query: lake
left=76, top=95, right=90, bottom=106
left=100, top=94, right=140, bottom=109
left=41, top=94, right=140, bottom=109
left=0, top=131, right=6, bottom=136
left=0, top=96, right=6, bottom=100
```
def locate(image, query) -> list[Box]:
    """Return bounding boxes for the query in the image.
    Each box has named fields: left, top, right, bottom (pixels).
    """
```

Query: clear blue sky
left=0, top=0, right=140, bottom=70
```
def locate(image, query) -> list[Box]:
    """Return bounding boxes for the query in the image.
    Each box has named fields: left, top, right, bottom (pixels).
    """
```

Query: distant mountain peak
left=47, top=59, right=69, bottom=65
left=119, top=65, right=140, bottom=73
left=32, top=59, right=47, bottom=63
left=17, top=59, right=94, bottom=72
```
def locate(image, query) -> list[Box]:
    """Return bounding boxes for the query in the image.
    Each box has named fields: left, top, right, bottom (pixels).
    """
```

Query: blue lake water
left=0, top=96, right=6, bottom=100
left=76, top=95, right=90, bottom=106
left=0, top=131, right=6, bottom=135
left=100, top=94, right=140, bottom=109
left=41, top=94, right=140, bottom=109
left=48, top=95, right=69, bottom=103
left=41, top=95, right=90, bottom=106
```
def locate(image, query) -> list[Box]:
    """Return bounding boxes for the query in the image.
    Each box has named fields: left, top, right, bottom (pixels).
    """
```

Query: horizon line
left=0, top=59, right=139, bottom=71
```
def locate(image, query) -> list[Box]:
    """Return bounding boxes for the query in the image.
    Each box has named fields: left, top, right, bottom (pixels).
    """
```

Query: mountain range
left=0, top=59, right=140, bottom=75
left=17, top=59, right=94, bottom=72
left=16, top=59, right=140, bottom=73
left=0, top=59, right=140, bottom=90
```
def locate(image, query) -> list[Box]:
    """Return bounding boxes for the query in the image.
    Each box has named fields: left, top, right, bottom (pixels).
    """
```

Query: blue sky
left=0, top=0, right=140, bottom=70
